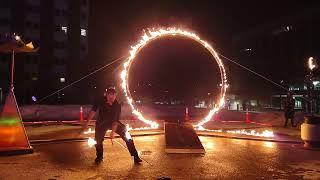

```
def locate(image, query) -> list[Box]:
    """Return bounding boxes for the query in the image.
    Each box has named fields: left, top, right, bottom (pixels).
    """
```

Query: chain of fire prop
left=85, top=28, right=274, bottom=147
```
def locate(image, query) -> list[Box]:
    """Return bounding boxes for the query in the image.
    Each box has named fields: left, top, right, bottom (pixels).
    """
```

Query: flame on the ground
left=196, top=125, right=274, bottom=138
left=195, top=125, right=223, bottom=133
left=226, top=129, right=274, bottom=138
left=125, top=124, right=158, bottom=131
left=85, top=124, right=155, bottom=147
left=263, top=141, right=275, bottom=149
left=87, top=137, right=97, bottom=147
left=84, top=128, right=95, bottom=134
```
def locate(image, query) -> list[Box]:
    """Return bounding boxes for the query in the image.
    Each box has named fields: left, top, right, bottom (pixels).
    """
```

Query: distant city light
left=15, top=35, right=21, bottom=41
left=286, top=26, right=290, bottom=31
left=61, top=26, right=67, bottom=33
left=60, top=77, right=66, bottom=83
left=31, top=96, right=37, bottom=102
left=81, top=29, right=87, bottom=36
left=312, top=81, right=320, bottom=86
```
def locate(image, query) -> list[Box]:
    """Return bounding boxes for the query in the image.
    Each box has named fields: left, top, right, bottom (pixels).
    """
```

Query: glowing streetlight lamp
left=305, top=57, right=318, bottom=114
left=308, top=57, right=317, bottom=71
left=14, top=35, right=21, bottom=41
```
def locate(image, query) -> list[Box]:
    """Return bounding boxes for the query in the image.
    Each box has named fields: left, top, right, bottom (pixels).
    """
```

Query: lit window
left=61, top=26, right=67, bottom=33
left=60, top=77, right=65, bottom=83
left=312, top=81, right=320, bottom=86
left=81, top=29, right=86, bottom=36
left=32, top=77, right=38, bottom=81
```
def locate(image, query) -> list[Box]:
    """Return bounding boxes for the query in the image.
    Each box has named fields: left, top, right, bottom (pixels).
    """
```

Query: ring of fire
left=120, top=28, right=228, bottom=129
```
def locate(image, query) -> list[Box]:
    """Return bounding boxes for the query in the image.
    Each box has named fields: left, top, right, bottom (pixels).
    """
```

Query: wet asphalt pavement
left=1, top=135, right=320, bottom=180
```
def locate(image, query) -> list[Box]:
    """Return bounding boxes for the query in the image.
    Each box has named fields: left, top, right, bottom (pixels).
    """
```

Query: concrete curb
left=30, top=132, right=164, bottom=145
left=29, top=130, right=302, bottom=146
left=197, top=132, right=303, bottom=144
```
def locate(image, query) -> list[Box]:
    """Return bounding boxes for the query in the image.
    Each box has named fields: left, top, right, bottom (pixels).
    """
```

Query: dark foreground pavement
left=1, top=135, right=320, bottom=179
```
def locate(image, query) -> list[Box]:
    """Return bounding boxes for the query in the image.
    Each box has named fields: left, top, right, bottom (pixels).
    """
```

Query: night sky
left=129, top=36, right=220, bottom=101
left=88, top=1, right=320, bottom=100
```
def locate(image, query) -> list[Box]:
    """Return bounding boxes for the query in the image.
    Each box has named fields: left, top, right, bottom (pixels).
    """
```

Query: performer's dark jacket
left=91, top=98, right=121, bottom=129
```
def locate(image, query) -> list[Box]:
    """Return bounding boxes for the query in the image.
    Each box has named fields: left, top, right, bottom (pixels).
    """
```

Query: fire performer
left=284, top=91, right=295, bottom=127
left=83, top=87, right=142, bottom=164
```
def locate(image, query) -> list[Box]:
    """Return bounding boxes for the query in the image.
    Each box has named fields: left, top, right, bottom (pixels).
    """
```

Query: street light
left=303, top=57, right=320, bottom=148
left=14, top=35, right=21, bottom=41
left=306, top=57, right=317, bottom=114
left=308, top=57, right=317, bottom=71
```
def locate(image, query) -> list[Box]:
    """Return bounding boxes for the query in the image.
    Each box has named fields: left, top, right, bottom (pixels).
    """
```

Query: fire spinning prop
left=85, top=126, right=133, bottom=146
left=85, top=28, right=275, bottom=147
left=120, top=28, right=228, bottom=128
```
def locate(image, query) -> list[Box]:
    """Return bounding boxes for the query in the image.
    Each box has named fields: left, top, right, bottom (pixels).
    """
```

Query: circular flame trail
left=120, top=28, right=228, bottom=128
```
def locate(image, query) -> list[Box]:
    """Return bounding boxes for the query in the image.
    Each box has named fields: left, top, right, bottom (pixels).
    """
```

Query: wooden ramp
left=165, top=122, right=205, bottom=154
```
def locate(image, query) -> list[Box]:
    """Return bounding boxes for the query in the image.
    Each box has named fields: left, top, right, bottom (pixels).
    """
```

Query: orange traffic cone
left=0, top=90, right=33, bottom=155
left=79, top=106, right=83, bottom=122
left=184, top=107, right=190, bottom=122
left=245, top=108, right=250, bottom=123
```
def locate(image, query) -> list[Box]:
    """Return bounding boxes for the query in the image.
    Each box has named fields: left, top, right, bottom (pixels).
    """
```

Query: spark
left=195, top=125, right=223, bottom=133
left=120, top=27, right=228, bottom=128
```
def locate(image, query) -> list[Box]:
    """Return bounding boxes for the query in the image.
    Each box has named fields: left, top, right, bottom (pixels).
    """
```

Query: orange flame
left=120, top=28, right=228, bottom=128
left=196, top=125, right=274, bottom=138
left=87, top=137, right=97, bottom=147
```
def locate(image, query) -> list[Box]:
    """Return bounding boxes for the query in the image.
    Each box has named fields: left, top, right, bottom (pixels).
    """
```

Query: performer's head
left=105, top=87, right=116, bottom=103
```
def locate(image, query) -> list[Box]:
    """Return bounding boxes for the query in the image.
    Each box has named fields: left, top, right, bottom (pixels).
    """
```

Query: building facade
left=0, top=0, right=89, bottom=104
left=231, top=6, right=320, bottom=112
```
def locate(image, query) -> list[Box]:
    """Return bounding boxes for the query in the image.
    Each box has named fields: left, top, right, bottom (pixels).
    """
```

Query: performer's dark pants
left=284, top=111, right=295, bottom=127
left=94, top=123, right=138, bottom=159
